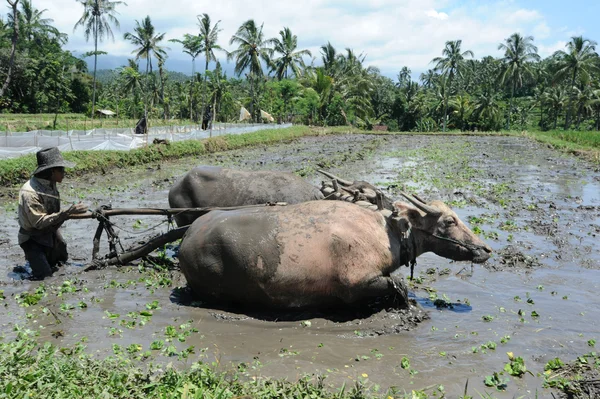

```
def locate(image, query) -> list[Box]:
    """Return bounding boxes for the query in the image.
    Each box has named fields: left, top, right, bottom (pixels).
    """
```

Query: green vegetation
left=0, top=327, right=412, bottom=399
left=3, top=1, right=600, bottom=136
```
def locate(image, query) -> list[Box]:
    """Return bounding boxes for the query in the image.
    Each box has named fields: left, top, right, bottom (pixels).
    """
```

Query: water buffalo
left=178, top=193, right=492, bottom=309
left=168, top=166, right=324, bottom=226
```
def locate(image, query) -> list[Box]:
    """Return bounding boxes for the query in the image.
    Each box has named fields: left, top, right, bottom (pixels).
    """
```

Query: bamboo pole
left=67, top=203, right=288, bottom=220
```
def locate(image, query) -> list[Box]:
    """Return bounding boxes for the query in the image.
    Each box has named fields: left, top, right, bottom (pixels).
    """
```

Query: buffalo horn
left=317, top=170, right=354, bottom=186
left=400, top=192, right=442, bottom=216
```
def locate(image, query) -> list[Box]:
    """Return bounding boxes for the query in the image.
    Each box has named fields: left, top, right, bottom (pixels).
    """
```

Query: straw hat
left=33, top=147, right=75, bottom=175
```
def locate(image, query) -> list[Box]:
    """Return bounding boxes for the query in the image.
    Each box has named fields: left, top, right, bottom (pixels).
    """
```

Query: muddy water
left=1, top=134, right=599, bottom=398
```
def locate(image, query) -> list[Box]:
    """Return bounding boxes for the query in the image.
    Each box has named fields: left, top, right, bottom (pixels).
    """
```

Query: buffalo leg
left=346, top=275, right=409, bottom=308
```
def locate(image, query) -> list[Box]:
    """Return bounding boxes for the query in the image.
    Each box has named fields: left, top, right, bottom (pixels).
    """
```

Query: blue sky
left=20, top=0, right=600, bottom=80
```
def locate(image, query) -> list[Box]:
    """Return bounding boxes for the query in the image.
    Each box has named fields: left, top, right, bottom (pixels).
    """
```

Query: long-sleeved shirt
left=18, top=176, right=65, bottom=246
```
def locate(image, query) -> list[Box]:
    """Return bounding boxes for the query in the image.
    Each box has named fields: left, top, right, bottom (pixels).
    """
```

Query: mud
left=1, top=134, right=599, bottom=398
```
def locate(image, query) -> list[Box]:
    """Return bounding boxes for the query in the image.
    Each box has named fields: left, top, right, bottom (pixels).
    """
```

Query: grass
left=516, top=130, right=600, bottom=163
left=0, top=113, right=203, bottom=132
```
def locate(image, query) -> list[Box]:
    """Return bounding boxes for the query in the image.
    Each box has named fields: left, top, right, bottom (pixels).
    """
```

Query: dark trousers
left=20, top=232, right=68, bottom=279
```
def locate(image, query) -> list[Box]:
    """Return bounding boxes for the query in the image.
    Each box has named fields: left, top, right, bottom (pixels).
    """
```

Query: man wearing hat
left=17, top=147, right=88, bottom=279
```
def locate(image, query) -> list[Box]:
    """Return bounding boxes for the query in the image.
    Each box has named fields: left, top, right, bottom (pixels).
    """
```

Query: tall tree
left=498, top=33, right=540, bottom=129
left=124, top=15, right=167, bottom=125
left=396, top=66, right=411, bottom=89
left=17, top=0, right=65, bottom=45
left=169, top=33, right=203, bottom=120
left=197, top=13, right=222, bottom=125
left=553, top=36, right=600, bottom=129
left=270, top=27, right=311, bottom=80
left=431, top=39, right=474, bottom=131
left=0, top=0, right=20, bottom=99
left=74, top=0, right=125, bottom=119
left=320, top=42, right=337, bottom=74
left=123, top=15, right=167, bottom=75
left=228, top=19, right=274, bottom=121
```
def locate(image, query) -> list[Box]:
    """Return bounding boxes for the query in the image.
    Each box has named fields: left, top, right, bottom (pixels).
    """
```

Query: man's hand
left=63, top=203, right=89, bottom=218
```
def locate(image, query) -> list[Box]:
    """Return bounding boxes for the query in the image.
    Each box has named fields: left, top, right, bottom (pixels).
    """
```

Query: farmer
left=17, top=147, right=88, bottom=280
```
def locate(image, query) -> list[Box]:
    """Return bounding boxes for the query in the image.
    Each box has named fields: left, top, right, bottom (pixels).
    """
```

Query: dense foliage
left=2, top=2, right=600, bottom=132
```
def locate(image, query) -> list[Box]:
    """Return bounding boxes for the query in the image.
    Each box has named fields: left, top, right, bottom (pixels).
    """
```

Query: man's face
left=51, top=167, right=65, bottom=183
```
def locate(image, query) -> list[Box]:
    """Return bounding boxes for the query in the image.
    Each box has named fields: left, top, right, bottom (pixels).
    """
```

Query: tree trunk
left=0, top=0, right=20, bottom=98
left=442, top=97, right=448, bottom=132
left=564, top=71, right=577, bottom=130
left=507, top=81, right=515, bottom=130
left=190, top=59, right=195, bottom=121
left=91, top=18, right=98, bottom=124
left=200, top=58, right=208, bottom=127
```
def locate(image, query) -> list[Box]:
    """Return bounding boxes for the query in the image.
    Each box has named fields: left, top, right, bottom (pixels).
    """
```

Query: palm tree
left=124, top=15, right=167, bottom=75
left=0, top=0, right=20, bottom=99
left=431, top=39, right=474, bottom=131
left=498, top=33, right=540, bottom=129
left=472, top=89, right=502, bottom=130
left=17, top=0, right=65, bottom=44
left=270, top=27, right=311, bottom=80
left=544, top=86, right=568, bottom=129
left=420, top=69, right=438, bottom=89
left=197, top=13, right=223, bottom=126
left=450, top=94, right=472, bottom=131
left=396, top=66, right=411, bottom=89
left=74, top=0, right=125, bottom=119
left=320, top=42, right=337, bottom=74
left=169, top=34, right=202, bottom=120
left=124, top=15, right=167, bottom=124
left=553, top=36, right=600, bottom=129
left=228, top=19, right=274, bottom=121
left=118, top=59, right=141, bottom=118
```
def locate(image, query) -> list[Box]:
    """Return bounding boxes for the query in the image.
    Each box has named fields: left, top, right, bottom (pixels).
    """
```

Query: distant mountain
left=93, top=69, right=191, bottom=85
left=85, top=54, right=236, bottom=82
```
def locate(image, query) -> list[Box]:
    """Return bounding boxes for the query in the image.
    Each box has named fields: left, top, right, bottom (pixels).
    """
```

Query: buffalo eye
left=444, top=217, right=456, bottom=227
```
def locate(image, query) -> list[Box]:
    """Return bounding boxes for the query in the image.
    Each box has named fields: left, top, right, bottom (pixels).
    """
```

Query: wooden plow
left=67, top=203, right=287, bottom=271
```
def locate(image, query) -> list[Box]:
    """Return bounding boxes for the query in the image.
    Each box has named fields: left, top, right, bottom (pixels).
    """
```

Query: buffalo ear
left=393, top=201, right=423, bottom=226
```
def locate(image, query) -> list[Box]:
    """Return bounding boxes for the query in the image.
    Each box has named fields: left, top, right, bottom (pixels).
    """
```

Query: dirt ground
left=0, top=133, right=599, bottom=398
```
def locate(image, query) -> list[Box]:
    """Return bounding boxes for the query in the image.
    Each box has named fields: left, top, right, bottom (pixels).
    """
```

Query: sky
left=15, top=0, right=600, bottom=80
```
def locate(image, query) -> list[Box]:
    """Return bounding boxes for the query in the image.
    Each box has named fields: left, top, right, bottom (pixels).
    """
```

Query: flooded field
left=1, top=133, right=599, bottom=398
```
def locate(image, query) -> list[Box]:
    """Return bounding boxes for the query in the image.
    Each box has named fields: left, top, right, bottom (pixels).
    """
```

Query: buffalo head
left=392, top=193, right=492, bottom=264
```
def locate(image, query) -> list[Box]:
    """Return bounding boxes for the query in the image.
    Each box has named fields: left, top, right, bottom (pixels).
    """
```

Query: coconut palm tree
left=270, top=27, right=311, bottom=80
left=124, top=15, right=167, bottom=75
left=197, top=13, right=223, bottom=126
left=420, top=69, right=438, bottom=89
left=13, top=0, right=65, bottom=44
left=431, top=39, right=474, bottom=131
left=472, top=89, right=501, bottom=130
left=118, top=59, right=141, bottom=118
left=169, top=33, right=203, bottom=120
left=498, top=33, right=540, bottom=129
left=320, top=42, right=337, bottom=74
left=396, top=66, right=411, bottom=89
left=74, top=0, right=126, bottom=119
left=544, top=86, right=568, bottom=129
left=228, top=19, right=274, bottom=121
left=553, top=36, right=600, bottom=129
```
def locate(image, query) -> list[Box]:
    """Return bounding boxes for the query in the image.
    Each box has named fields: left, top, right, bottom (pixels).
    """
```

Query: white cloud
left=538, top=40, right=567, bottom=58
left=31, top=0, right=567, bottom=77
left=426, top=9, right=449, bottom=20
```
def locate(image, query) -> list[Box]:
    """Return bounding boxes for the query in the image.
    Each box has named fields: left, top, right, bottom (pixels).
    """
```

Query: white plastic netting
left=0, top=123, right=292, bottom=159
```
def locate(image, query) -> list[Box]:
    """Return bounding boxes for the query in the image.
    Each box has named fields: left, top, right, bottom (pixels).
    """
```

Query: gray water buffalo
left=178, top=193, right=492, bottom=309
left=168, top=166, right=324, bottom=226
